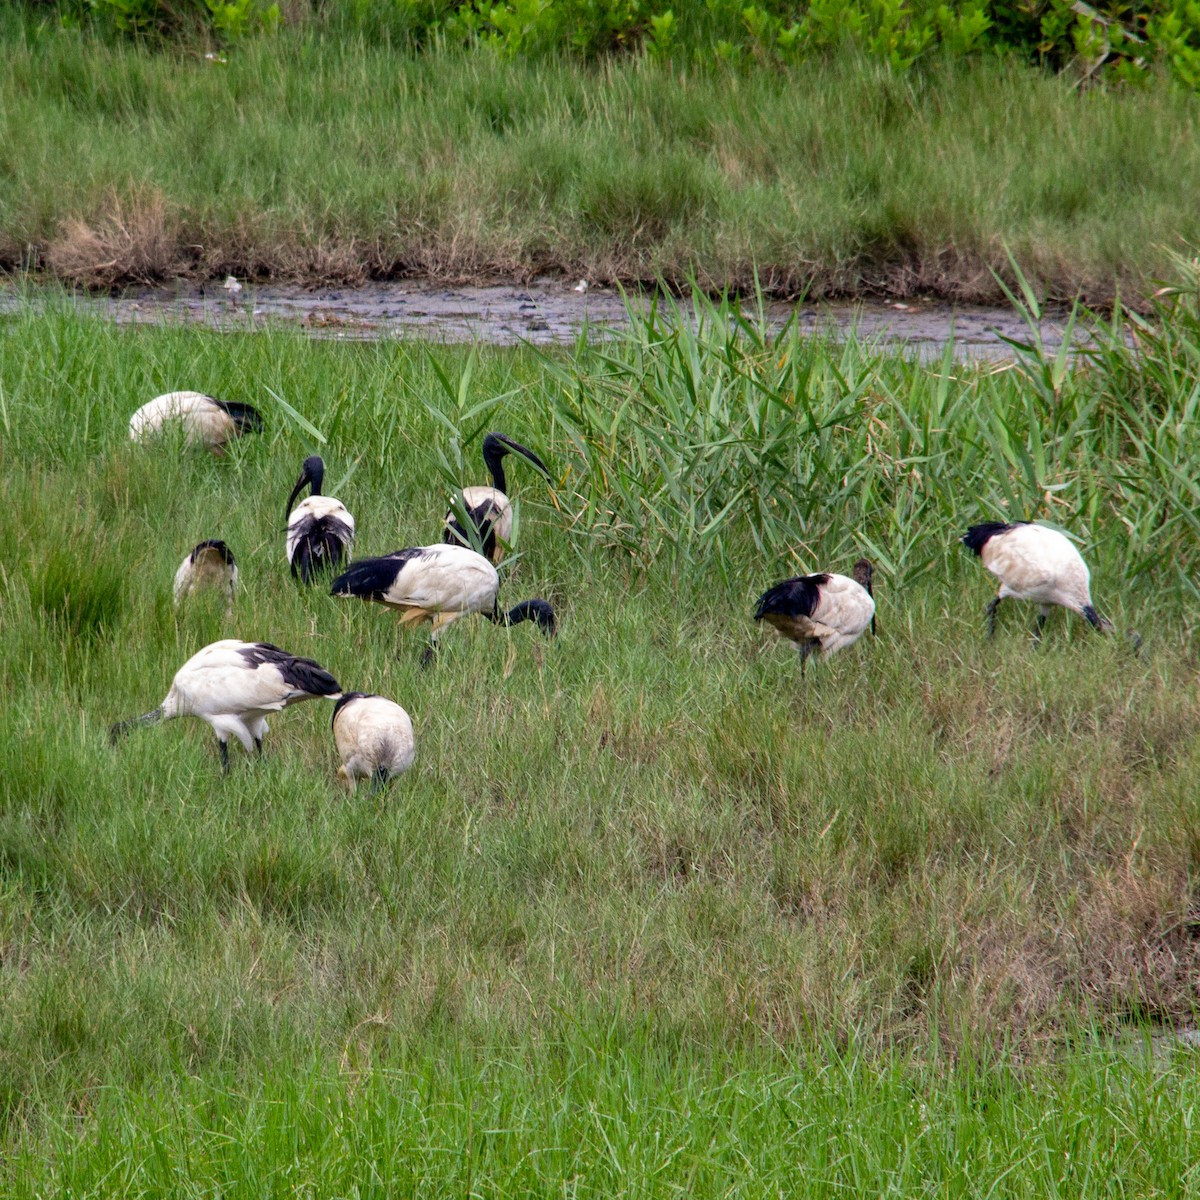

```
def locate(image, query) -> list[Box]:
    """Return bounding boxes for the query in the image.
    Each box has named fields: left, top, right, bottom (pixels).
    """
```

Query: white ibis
left=331, top=693, right=416, bottom=791
left=129, top=391, right=263, bottom=454
left=754, top=558, right=876, bottom=674
left=961, top=521, right=1113, bottom=639
left=443, top=432, right=551, bottom=563
left=110, top=639, right=342, bottom=772
left=285, top=455, right=355, bottom=583
left=330, top=543, right=556, bottom=665
left=173, top=539, right=237, bottom=616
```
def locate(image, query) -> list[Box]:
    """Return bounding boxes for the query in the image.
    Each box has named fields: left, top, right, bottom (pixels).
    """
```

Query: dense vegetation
left=2, top=281, right=1199, bottom=1186
left=20, top=0, right=1200, bottom=90
left=3, top=22, right=1199, bottom=300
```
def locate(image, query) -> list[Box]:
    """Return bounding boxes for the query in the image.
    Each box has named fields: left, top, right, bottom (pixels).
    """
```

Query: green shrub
left=17, top=0, right=1200, bottom=92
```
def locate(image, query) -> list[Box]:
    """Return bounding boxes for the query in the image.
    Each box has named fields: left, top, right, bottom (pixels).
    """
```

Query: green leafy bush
left=17, top=0, right=1200, bottom=92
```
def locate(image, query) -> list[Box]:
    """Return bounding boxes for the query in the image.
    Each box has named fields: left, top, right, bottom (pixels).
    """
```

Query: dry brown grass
left=44, top=189, right=189, bottom=288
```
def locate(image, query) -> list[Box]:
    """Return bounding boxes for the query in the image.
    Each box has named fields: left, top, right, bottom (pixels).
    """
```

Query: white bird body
left=332, top=693, right=416, bottom=790
left=129, top=391, right=263, bottom=453
left=173, top=540, right=238, bottom=615
left=111, top=639, right=342, bottom=770
left=331, top=544, right=555, bottom=663
left=285, top=456, right=355, bottom=583
left=336, top=544, right=499, bottom=629
left=754, top=559, right=876, bottom=671
left=443, top=433, right=550, bottom=563
left=962, top=522, right=1110, bottom=637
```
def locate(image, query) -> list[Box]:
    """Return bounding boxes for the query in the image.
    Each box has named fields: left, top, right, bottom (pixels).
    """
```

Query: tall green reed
left=542, top=275, right=1200, bottom=614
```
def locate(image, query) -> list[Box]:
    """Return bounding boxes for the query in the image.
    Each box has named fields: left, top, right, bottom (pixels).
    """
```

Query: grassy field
left=3, top=18, right=1200, bottom=302
left=2, top=291, right=1200, bottom=1188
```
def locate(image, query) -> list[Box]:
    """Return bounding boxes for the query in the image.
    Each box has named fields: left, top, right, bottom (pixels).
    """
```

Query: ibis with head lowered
left=754, top=558, right=876, bottom=674
left=331, top=543, right=555, bottom=665
left=110, top=639, right=342, bottom=772
left=331, top=693, right=416, bottom=791
left=173, top=539, right=238, bottom=616
left=129, top=391, right=263, bottom=454
left=961, top=521, right=1113, bottom=640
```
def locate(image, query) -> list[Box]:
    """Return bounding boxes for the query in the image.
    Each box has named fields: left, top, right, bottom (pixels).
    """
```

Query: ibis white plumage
left=754, top=558, right=876, bottom=674
left=443, top=432, right=551, bottom=563
left=285, top=455, right=355, bottom=583
left=173, top=539, right=238, bottom=616
left=110, top=639, right=342, bottom=771
left=129, top=391, right=263, bottom=454
left=331, top=692, right=416, bottom=791
left=961, top=521, right=1113, bottom=639
left=330, top=543, right=556, bottom=664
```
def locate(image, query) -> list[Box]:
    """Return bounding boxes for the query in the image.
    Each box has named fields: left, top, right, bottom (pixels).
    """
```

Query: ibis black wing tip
left=753, top=575, right=827, bottom=621
left=961, top=522, right=1018, bottom=556
left=212, top=399, right=264, bottom=433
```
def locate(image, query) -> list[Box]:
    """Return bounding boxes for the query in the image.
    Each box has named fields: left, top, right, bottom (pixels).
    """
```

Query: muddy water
left=3, top=278, right=1075, bottom=360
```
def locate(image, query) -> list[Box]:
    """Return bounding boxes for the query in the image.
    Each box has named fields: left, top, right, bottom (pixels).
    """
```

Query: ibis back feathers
left=331, top=693, right=416, bottom=789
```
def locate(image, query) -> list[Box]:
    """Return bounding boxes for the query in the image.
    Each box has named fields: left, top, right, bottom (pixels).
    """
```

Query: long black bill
left=285, top=455, right=325, bottom=522
left=109, top=707, right=165, bottom=745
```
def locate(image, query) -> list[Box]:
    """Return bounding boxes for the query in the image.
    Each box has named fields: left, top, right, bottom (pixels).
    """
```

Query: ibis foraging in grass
left=109, top=639, right=342, bottom=772
left=285, top=455, right=355, bottom=583
left=129, top=391, right=263, bottom=454
left=443, top=432, right=551, bottom=563
left=754, top=559, right=876, bottom=675
left=961, top=521, right=1113, bottom=640
left=173, top=539, right=238, bottom=616
left=330, top=543, right=556, bottom=665
left=331, top=692, right=416, bottom=791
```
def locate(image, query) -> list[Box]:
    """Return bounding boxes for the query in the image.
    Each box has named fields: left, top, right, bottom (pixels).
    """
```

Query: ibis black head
left=286, top=455, right=326, bottom=519
left=502, top=598, right=557, bottom=637
left=852, top=558, right=874, bottom=594
left=852, top=558, right=878, bottom=636
left=482, top=433, right=551, bottom=492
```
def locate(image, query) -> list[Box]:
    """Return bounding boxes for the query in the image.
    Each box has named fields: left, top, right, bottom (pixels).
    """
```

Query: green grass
left=2, top=294, right=1200, bottom=1186
left=11, top=1040, right=1200, bottom=1196
left=1, top=24, right=1199, bottom=301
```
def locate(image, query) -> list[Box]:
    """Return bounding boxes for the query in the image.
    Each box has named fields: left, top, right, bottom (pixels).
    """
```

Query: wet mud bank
left=0, top=277, right=1079, bottom=361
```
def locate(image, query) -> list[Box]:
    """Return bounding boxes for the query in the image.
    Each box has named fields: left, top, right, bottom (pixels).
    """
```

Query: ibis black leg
left=985, top=597, right=1002, bottom=639
left=1033, top=612, right=1047, bottom=643
left=419, top=641, right=437, bottom=670
left=254, top=737, right=264, bottom=756
left=218, top=740, right=230, bottom=774
left=798, top=641, right=817, bottom=678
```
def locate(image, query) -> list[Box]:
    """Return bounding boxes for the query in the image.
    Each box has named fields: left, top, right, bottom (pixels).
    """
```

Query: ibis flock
left=111, top=390, right=1125, bottom=785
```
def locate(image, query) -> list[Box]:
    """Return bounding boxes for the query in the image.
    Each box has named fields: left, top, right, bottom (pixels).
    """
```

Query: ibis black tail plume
left=109, top=707, right=165, bottom=745
left=290, top=517, right=348, bottom=583
left=213, top=399, right=264, bottom=435
left=961, top=522, right=1022, bottom=557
